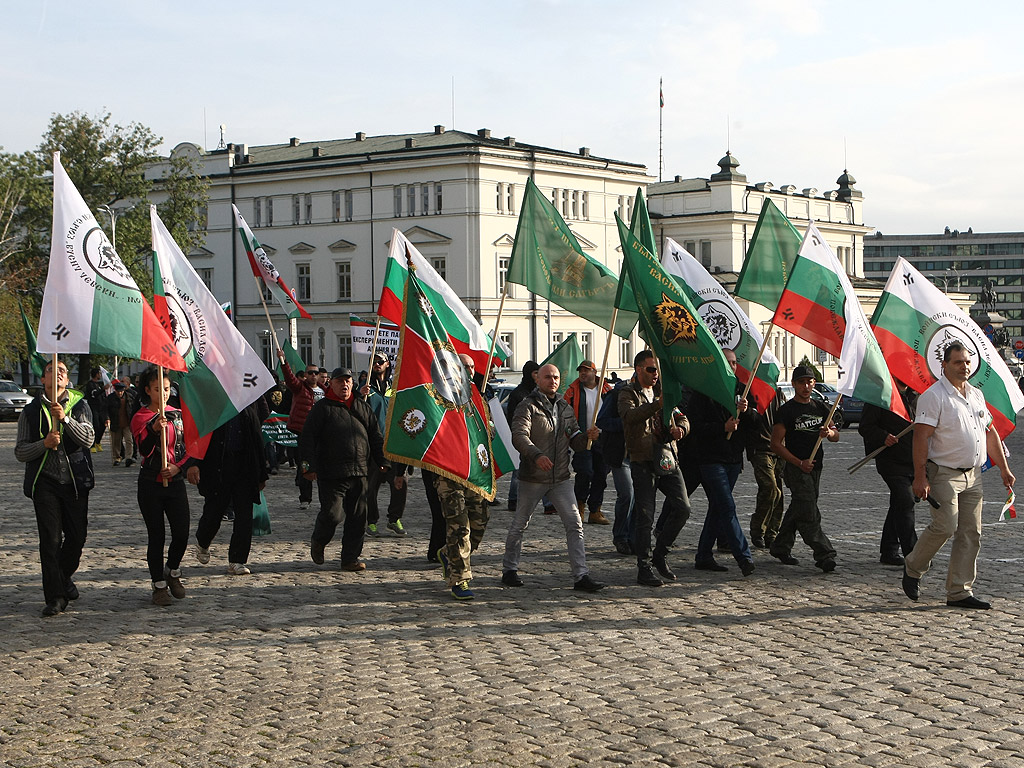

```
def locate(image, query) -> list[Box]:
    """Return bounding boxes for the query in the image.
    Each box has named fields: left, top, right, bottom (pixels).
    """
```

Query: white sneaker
left=227, top=562, right=251, bottom=576
left=299, top=501, right=309, bottom=510
left=195, top=545, right=210, bottom=564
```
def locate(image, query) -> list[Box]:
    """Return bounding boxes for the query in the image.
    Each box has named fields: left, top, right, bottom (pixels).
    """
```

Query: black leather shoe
left=739, top=560, right=755, bottom=577
left=880, top=554, right=905, bottom=566
left=64, top=580, right=79, bottom=601
left=947, top=595, right=991, bottom=609
left=501, top=570, right=524, bottom=587
left=695, top=560, right=728, bottom=572
left=902, top=566, right=920, bottom=601
left=816, top=559, right=836, bottom=573
left=772, top=553, right=799, bottom=566
left=41, top=597, right=68, bottom=617
left=652, top=552, right=677, bottom=581
left=574, top=574, right=605, bottom=592
left=750, top=537, right=766, bottom=549
left=614, top=541, right=633, bottom=556
left=310, top=538, right=325, bottom=566
left=637, top=568, right=663, bottom=587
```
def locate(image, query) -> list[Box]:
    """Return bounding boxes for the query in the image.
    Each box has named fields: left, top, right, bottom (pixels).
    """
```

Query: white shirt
left=583, top=384, right=599, bottom=426
left=915, top=375, right=991, bottom=469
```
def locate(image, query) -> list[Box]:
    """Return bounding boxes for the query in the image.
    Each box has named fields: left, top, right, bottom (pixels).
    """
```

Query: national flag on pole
left=540, top=333, right=584, bottom=395
left=151, top=207, right=273, bottom=456
left=772, top=223, right=908, bottom=419
left=350, top=314, right=401, bottom=359
left=19, top=298, right=46, bottom=378
left=231, top=204, right=312, bottom=320
left=37, top=154, right=185, bottom=371
left=508, top=178, right=637, bottom=338
left=489, top=395, right=520, bottom=472
left=663, top=238, right=781, bottom=412
left=220, top=301, right=232, bottom=319
left=998, top=489, right=1017, bottom=521
left=383, top=267, right=500, bottom=499
left=379, top=228, right=508, bottom=371
left=659, top=78, right=664, bottom=108
left=734, top=198, right=802, bottom=311
left=615, top=215, right=737, bottom=421
left=872, top=256, right=1024, bottom=437
left=274, top=339, right=305, bottom=381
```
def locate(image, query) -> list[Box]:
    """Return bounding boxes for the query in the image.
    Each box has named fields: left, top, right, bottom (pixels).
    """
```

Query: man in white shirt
left=903, top=342, right=1015, bottom=609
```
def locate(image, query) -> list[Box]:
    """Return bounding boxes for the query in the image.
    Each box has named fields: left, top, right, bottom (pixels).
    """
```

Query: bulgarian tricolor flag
left=37, top=154, right=184, bottom=371
left=379, top=228, right=508, bottom=371
left=383, top=266, right=501, bottom=499
left=772, top=223, right=908, bottom=420
left=872, top=257, right=1024, bottom=438
left=231, top=204, right=312, bottom=320
left=663, top=237, right=781, bottom=412
left=151, top=207, right=273, bottom=456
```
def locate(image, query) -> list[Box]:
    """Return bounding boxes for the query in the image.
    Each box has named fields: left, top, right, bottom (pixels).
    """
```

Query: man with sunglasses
left=278, top=351, right=320, bottom=510
left=16, top=361, right=95, bottom=617
left=619, top=350, right=692, bottom=587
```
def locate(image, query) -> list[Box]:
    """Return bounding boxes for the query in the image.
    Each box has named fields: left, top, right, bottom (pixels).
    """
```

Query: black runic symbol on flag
left=837, top=364, right=846, bottom=381
left=903, top=272, right=914, bottom=285
left=243, top=373, right=259, bottom=388
left=162, top=343, right=176, bottom=358
left=52, top=324, right=70, bottom=341
left=781, top=308, right=795, bottom=321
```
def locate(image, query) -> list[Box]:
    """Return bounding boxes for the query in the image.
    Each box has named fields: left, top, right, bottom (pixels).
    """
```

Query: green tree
left=797, top=355, right=823, bottom=381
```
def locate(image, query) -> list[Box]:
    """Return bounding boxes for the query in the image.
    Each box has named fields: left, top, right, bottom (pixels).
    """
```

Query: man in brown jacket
left=620, top=350, right=692, bottom=587
left=502, top=363, right=604, bottom=592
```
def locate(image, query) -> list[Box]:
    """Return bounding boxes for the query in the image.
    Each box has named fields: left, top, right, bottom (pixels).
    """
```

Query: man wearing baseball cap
left=563, top=360, right=613, bottom=525
left=769, top=365, right=840, bottom=572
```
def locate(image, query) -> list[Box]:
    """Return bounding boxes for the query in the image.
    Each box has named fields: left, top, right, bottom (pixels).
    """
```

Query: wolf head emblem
left=653, top=293, right=698, bottom=346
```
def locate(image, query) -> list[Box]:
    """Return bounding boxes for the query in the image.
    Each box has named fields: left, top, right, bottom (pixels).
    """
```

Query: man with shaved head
left=503, top=363, right=605, bottom=592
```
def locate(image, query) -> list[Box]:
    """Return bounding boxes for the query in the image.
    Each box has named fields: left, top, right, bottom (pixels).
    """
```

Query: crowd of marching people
left=15, top=338, right=1013, bottom=616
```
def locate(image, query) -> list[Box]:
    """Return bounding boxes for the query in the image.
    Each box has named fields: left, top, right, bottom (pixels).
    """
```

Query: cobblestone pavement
left=2, top=419, right=1024, bottom=767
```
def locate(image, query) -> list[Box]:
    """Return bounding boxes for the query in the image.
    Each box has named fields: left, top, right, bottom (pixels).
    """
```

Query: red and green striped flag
left=232, top=204, right=312, bottom=320
left=772, top=223, right=908, bottom=419
left=379, top=228, right=508, bottom=371
left=383, top=266, right=500, bottom=499
left=734, top=198, right=802, bottom=311
left=872, top=257, right=1024, bottom=437
left=37, top=154, right=185, bottom=371
left=151, top=207, right=273, bottom=456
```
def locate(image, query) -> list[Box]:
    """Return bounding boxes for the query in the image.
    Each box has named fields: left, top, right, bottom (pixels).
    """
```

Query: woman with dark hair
left=131, top=367, right=195, bottom=606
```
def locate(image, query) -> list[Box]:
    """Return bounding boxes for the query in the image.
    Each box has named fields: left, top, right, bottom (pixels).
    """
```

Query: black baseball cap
left=791, top=365, right=816, bottom=382
left=330, top=367, right=354, bottom=380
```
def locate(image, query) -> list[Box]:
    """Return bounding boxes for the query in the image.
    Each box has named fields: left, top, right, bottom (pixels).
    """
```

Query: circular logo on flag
left=697, top=300, right=742, bottom=349
left=429, top=342, right=473, bottom=411
left=81, top=226, right=137, bottom=290
left=400, top=408, right=427, bottom=437
left=475, top=443, right=490, bottom=470
left=164, top=293, right=197, bottom=359
left=925, top=324, right=982, bottom=380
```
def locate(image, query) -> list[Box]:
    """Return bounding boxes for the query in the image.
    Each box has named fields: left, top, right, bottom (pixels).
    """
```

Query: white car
left=0, top=380, right=32, bottom=420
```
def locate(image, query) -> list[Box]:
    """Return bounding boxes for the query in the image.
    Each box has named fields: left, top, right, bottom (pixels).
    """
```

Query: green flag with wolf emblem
left=384, top=267, right=499, bottom=500
left=508, top=178, right=637, bottom=338
left=615, top=214, right=737, bottom=420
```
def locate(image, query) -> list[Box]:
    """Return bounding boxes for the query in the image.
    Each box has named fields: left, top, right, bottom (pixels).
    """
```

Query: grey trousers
left=503, top=478, right=589, bottom=581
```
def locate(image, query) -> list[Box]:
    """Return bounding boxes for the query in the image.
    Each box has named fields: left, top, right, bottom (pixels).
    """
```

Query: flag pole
left=367, top=316, right=384, bottom=372
left=727, top=322, right=775, bottom=441
left=254, top=276, right=281, bottom=355
left=481, top=280, right=510, bottom=388
left=587, top=309, right=619, bottom=449
left=159, top=365, right=168, bottom=488
left=808, top=394, right=843, bottom=462
left=847, top=423, right=914, bottom=474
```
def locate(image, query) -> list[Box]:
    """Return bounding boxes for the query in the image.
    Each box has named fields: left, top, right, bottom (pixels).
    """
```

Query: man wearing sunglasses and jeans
left=619, top=350, right=692, bottom=587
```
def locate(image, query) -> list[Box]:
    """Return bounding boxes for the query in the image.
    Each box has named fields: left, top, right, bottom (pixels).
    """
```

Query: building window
left=618, top=195, right=627, bottom=220
left=337, top=262, right=352, bottom=300
left=498, top=332, right=514, bottom=371
left=338, top=334, right=352, bottom=369
left=254, top=198, right=262, bottom=228
left=408, top=185, right=416, bottom=216
left=580, top=332, right=592, bottom=362
left=267, top=197, right=274, bottom=227
left=496, top=183, right=504, bottom=214
left=332, top=191, right=342, bottom=223
left=197, top=268, right=213, bottom=291
left=344, top=190, right=354, bottom=221
left=394, top=186, right=403, bottom=217
left=562, top=189, right=569, bottom=218
left=430, top=256, right=446, bottom=280
left=296, top=263, right=311, bottom=302
left=435, top=182, right=443, bottom=213
left=684, top=240, right=697, bottom=257
left=304, top=193, right=313, bottom=225
left=581, top=191, right=588, bottom=220
left=259, top=336, right=274, bottom=370
left=498, top=256, right=510, bottom=295
left=572, top=191, right=579, bottom=219
left=507, top=184, right=516, bottom=215
left=620, top=335, right=632, bottom=368
left=700, top=241, right=712, bottom=269
left=292, top=195, right=301, bottom=225
left=552, top=188, right=559, bottom=208
left=261, top=281, right=273, bottom=302
left=551, top=331, right=564, bottom=349
left=627, top=196, right=634, bottom=222
left=298, top=333, right=313, bottom=366
left=421, top=185, right=429, bottom=215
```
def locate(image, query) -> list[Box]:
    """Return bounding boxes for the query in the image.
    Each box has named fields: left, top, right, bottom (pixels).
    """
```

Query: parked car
left=813, top=382, right=864, bottom=424
left=0, top=380, right=32, bottom=420
left=777, top=383, right=846, bottom=429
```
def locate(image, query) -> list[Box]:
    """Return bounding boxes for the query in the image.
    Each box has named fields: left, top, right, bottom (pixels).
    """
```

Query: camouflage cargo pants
left=435, top=476, right=490, bottom=585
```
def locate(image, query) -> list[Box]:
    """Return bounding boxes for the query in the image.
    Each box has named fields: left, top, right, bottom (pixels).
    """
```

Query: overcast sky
left=2, top=0, right=1022, bottom=234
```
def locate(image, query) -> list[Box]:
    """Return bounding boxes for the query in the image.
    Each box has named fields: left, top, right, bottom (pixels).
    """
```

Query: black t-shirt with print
left=778, top=397, right=829, bottom=464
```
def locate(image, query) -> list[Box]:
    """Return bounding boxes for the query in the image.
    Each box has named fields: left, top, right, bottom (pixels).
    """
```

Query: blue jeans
left=630, top=460, right=691, bottom=569
left=695, top=462, right=752, bottom=564
left=610, top=461, right=634, bottom=547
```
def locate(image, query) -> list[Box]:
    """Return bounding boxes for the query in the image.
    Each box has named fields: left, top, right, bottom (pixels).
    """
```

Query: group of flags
left=28, top=153, right=1023, bottom=519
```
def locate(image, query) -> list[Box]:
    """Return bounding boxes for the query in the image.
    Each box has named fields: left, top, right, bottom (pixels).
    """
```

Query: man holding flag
left=902, top=342, right=1015, bottom=609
